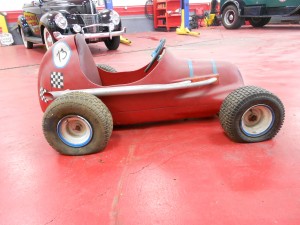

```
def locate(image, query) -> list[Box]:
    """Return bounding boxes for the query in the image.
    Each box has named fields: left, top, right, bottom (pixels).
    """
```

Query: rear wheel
left=42, top=92, right=113, bottom=155
left=104, top=36, right=120, bottom=50
left=20, top=27, right=33, bottom=49
left=249, top=17, right=271, bottom=27
left=222, top=5, right=244, bottom=29
left=219, top=86, right=285, bottom=143
left=96, top=64, right=117, bottom=72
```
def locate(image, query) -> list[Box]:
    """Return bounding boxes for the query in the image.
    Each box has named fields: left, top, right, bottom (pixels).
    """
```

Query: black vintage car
left=220, top=0, right=300, bottom=29
left=18, top=0, right=125, bottom=50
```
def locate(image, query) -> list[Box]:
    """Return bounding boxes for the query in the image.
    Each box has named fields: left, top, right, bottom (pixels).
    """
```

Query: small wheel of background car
left=97, top=64, right=117, bottom=72
left=222, top=5, right=244, bottom=29
left=42, top=92, right=113, bottom=155
left=219, top=86, right=285, bottom=143
left=249, top=17, right=271, bottom=28
left=43, top=27, right=55, bottom=50
left=104, top=36, right=120, bottom=50
left=20, top=27, right=33, bottom=49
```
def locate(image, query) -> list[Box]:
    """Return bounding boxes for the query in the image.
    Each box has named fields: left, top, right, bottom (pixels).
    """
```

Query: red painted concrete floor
left=1, top=25, right=300, bottom=225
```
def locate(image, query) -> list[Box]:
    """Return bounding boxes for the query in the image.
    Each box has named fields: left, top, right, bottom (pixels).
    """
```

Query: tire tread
left=42, top=92, right=113, bottom=155
left=219, top=86, right=285, bottom=142
left=96, top=64, right=117, bottom=72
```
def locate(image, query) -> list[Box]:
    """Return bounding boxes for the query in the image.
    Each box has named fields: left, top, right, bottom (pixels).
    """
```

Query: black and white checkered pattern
left=50, top=72, right=64, bottom=89
left=39, top=87, right=48, bottom=103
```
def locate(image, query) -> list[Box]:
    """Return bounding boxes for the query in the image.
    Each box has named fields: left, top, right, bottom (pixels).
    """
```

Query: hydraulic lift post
left=183, top=0, right=189, bottom=28
left=104, top=0, right=113, bottom=9
left=176, top=0, right=199, bottom=36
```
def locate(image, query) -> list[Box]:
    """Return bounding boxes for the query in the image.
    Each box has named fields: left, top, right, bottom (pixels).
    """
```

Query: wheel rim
left=241, top=104, right=275, bottom=137
left=44, top=29, right=54, bottom=49
left=57, top=115, right=93, bottom=148
left=224, top=10, right=235, bottom=26
left=20, top=28, right=28, bottom=48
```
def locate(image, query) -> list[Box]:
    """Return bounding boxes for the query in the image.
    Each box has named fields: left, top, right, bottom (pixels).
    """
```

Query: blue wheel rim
left=57, top=115, right=93, bottom=148
left=241, top=104, right=275, bottom=137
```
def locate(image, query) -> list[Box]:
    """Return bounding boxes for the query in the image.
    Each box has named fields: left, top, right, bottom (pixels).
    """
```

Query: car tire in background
left=104, top=36, right=120, bottom=50
left=249, top=17, right=271, bottom=28
left=222, top=5, right=244, bottom=29
left=43, top=27, right=55, bottom=50
left=20, top=27, right=33, bottom=49
left=42, top=92, right=113, bottom=156
left=219, top=86, right=285, bottom=143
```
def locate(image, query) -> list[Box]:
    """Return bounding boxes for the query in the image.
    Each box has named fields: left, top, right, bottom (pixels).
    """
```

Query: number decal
left=52, top=41, right=71, bottom=68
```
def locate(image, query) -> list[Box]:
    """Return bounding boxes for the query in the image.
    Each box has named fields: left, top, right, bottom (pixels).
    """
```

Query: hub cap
left=57, top=115, right=93, bottom=147
left=224, top=10, right=235, bottom=25
left=241, top=105, right=275, bottom=137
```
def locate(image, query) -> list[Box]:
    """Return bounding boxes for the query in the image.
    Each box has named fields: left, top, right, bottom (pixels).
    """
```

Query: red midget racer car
left=38, top=34, right=285, bottom=155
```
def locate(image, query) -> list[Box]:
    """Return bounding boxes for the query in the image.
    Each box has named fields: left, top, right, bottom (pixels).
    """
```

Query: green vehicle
left=220, top=0, right=300, bottom=29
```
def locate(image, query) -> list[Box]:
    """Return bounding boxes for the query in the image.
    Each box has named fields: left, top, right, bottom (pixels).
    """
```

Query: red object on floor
left=0, top=26, right=300, bottom=225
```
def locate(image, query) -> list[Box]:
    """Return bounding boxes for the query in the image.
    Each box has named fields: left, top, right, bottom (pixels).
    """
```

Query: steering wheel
left=144, top=38, right=166, bottom=72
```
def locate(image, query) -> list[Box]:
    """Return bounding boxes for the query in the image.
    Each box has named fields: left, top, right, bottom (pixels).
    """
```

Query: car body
left=18, top=0, right=125, bottom=50
left=220, top=0, right=300, bottom=29
left=38, top=34, right=285, bottom=155
left=38, top=35, right=244, bottom=123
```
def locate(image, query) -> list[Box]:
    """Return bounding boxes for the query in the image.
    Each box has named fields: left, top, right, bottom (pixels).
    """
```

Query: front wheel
left=104, top=36, right=120, bottom=50
left=249, top=17, right=271, bottom=28
left=222, top=5, right=244, bottom=29
left=43, top=27, right=55, bottom=50
left=219, top=86, right=285, bottom=143
left=42, top=92, right=113, bottom=155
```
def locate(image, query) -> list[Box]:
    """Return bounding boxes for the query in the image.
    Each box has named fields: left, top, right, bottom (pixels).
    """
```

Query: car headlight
left=72, top=24, right=82, bottom=33
left=110, top=10, right=120, bottom=25
left=55, top=13, right=68, bottom=29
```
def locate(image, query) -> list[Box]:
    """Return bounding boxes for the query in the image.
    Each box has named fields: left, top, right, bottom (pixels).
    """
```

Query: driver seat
left=75, top=34, right=102, bottom=85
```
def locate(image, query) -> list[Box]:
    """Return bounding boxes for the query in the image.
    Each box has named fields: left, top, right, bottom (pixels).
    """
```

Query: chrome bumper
left=53, top=27, right=126, bottom=41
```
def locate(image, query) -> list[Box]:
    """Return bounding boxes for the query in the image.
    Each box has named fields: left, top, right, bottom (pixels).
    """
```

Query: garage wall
left=0, top=0, right=213, bottom=11
left=102, top=0, right=212, bottom=7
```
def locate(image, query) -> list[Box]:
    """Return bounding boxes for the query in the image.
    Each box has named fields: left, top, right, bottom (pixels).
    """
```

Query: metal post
left=183, top=0, right=190, bottom=29
left=104, top=0, right=113, bottom=10
left=179, top=0, right=190, bottom=28
left=176, top=0, right=199, bottom=36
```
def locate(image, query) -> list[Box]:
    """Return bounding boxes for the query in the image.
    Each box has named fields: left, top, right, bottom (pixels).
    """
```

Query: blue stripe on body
left=188, top=60, right=194, bottom=78
left=211, top=60, right=218, bottom=74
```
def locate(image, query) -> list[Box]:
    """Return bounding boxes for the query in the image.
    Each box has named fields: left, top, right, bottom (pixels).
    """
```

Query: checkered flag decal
left=50, top=72, right=64, bottom=89
left=39, top=87, right=48, bottom=103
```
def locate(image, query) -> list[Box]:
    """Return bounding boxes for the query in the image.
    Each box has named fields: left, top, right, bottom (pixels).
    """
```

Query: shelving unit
left=153, top=0, right=181, bottom=31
